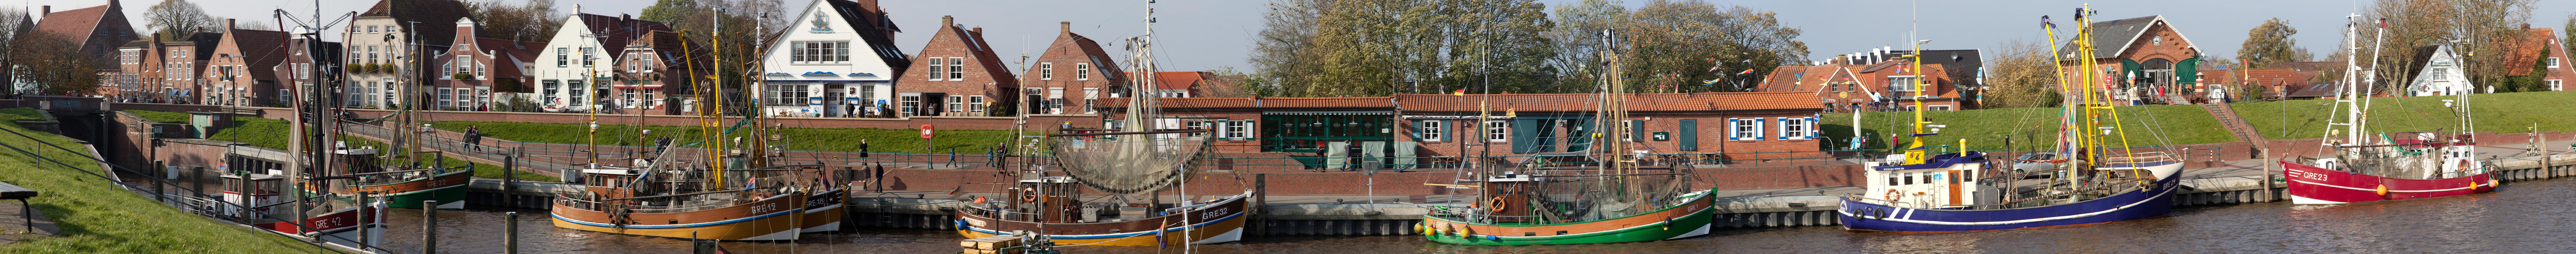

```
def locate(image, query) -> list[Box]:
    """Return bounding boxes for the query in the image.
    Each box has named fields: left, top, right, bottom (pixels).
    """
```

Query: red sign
left=920, top=124, right=934, bottom=139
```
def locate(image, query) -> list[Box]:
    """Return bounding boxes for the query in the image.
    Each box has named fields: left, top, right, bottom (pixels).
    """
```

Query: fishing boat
left=1837, top=7, right=2183, bottom=232
left=549, top=17, right=835, bottom=240
left=2279, top=15, right=2494, bottom=205
left=1418, top=30, right=1718, bottom=245
left=215, top=171, right=388, bottom=251
left=955, top=4, right=1252, bottom=245
left=332, top=147, right=473, bottom=209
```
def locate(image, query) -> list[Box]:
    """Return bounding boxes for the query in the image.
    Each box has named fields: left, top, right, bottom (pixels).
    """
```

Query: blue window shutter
left=1755, top=118, right=1768, bottom=140
left=1630, top=119, right=1646, bottom=141
left=1513, top=119, right=1541, bottom=153
left=1806, top=117, right=1819, bottom=140
left=1678, top=119, right=1698, bottom=151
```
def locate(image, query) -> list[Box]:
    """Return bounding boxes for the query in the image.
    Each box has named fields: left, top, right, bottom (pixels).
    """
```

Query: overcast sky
left=46, top=0, right=2576, bottom=72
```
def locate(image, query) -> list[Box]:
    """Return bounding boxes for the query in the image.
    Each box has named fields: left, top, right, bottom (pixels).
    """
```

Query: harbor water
left=358, top=178, right=2576, bottom=253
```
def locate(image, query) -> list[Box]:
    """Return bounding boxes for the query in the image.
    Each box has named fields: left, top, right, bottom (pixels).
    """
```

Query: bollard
left=424, top=200, right=438, bottom=254
left=504, top=211, right=519, bottom=254
left=152, top=160, right=165, bottom=203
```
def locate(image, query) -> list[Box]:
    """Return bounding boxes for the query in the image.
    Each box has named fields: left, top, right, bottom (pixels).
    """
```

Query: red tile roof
left=31, top=4, right=113, bottom=42
left=2504, top=28, right=2556, bottom=76
left=1097, top=97, right=1394, bottom=110
left=360, top=0, right=471, bottom=46
left=1396, top=92, right=1824, bottom=113
left=1127, top=71, right=1209, bottom=90
left=219, top=28, right=291, bottom=81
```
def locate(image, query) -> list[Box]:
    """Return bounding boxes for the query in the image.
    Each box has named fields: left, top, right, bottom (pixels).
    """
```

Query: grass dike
left=1821, top=104, right=2234, bottom=151
left=0, top=108, right=322, bottom=252
left=122, top=110, right=560, bottom=182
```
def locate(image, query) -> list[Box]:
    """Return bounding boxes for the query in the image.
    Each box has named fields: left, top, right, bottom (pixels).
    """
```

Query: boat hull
left=551, top=194, right=810, bottom=241
left=351, top=169, right=473, bottom=209
left=253, top=202, right=386, bottom=251
left=801, top=189, right=847, bottom=233
left=1420, top=189, right=1716, bottom=245
left=955, top=192, right=1252, bottom=247
left=1839, top=172, right=2180, bottom=233
left=2282, top=161, right=2494, bottom=204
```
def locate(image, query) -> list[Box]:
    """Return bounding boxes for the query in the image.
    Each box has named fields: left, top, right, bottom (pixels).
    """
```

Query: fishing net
left=1050, top=69, right=1212, bottom=195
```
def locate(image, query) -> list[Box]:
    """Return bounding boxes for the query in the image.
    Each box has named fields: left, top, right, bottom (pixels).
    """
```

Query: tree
left=2239, top=18, right=2310, bottom=68
left=1252, top=0, right=1558, bottom=97
left=14, top=33, right=102, bottom=95
left=637, top=0, right=783, bottom=101
left=464, top=0, right=562, bottom=42
left=1981, top=39, right=2062, bottom=108
left=143, top=0, right=217, bottom=41
left=2363, top=0, right=2536, bottom=94
left=0, top=8, right=32, bottom=90
left=1617, top=1, right=1806, bottom=93
left=1543, top=0, right=1627, bottom=94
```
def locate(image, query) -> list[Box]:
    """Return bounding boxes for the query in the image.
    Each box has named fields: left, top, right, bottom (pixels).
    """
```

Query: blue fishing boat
left=1836, top=6, right=2185, bottom=233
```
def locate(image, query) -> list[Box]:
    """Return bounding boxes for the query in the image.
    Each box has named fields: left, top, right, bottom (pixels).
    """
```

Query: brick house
left=530, top=14, right=670, bottom=112
left=1098, top=92, right=1827, bottom=170
left=30, top=1, right=142, bottom=90
left=612, top=30, right=707, bottom=115
left=2500, top=26, right=2576, bottom=91
left=1017, top=21, right=1123, bottom=115
left=1756, top=64, right=1869, bottom=112
left=1130, top=71, right=1227, bottom=99
left=271, top=37, right=342, bottom=108
left=1762, top=50, right=1979, bottom=112
left=134, top=32, right=221, bottom=104
left=204, top=19, right=289, bottom=107
left=432, top=17, right=544, bottom=111
left=2062, top=15, right=2208, bottom=105
left=342, top=0, right=471, bottom=109
left=760, top=0, right=909, bottom=118
left=113, top=41, right=152, bottom=102
left=893, top=16, right=1017, bottom=117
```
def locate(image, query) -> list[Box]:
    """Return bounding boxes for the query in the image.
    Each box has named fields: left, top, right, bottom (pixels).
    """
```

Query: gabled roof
left=2068, top=15, right=2178, bottom=58
left=476, top=37, right=543, bottom=62
left=2264, top=61, right=2343, bottom=72
left=219, top=28, right=291, bottom=81
left=569, top=14, right=672, bottom=58
left=1096, top=97, right=1394, bottom=110
left=31, top=3, right=117, bottom=42
left=1752, top=65, right=1849, bottom=93
left=1125, top=71, right=1205, bottom=90
left=819, top=0, right=910, bottom=69
left=2503, top=28, right=2555, bottom=76
left=359, top=0, right=471, bottom=46
left=170, top=32, right=223, bottom=59
left=925, top=20, right=1015, bottom=85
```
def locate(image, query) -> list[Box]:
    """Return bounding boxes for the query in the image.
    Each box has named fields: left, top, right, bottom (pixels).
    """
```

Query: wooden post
left=503, top=148, right=517, bottom=208
left=503, top=211, right=519, bottom=254
left=1254, top=173, right=1267, bottom=237
left=423, top=200, right=438, bottom=254
left=190, top=166, right=205, bottom=200
left=152, top=160, right=164, bottom=203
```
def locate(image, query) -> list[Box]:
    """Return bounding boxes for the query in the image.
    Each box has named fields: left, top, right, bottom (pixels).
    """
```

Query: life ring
left=1489, top=197, right=1508, bottom=211
left=1021, top=189, right=1040, bottom=203
left=1884, top=189, right=1903, bottom=202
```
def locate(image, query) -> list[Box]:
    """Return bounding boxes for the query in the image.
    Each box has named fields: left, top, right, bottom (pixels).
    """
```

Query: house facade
left=271, top=37, right=342, bottom=108
left=2408, top=44, right=2474, bottom=97
left=205, top=19, right=289, bottom=107
left=342, top=0, right=471, bottom=109
left=2062, top=15, right=2208, bottom=105
left=30, top=1, right=140, bottom=80
left=529, top=14, right=669, bottom=112
left=890, top=16, right=1016, bottom=117
left=1018, top=21, right=1123, bottom=115
left=432, top=18, right=543, bottom=111
left=759, top=0, right=909, bottom=118
left=2501, top=26, right=2576, bottom=91
left=156, top=33, right=221, bottom=105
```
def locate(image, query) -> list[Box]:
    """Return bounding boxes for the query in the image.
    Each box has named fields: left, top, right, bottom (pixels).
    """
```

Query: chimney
left=1061, top=21, right=1071, bottom=34
left=2524, top=23, right=2532, bottom=29
left=942, top=16, right=953, bottom=28
left=225, top=18, right=235, bottom=31
left=39, top=6, right=47, bottom=17
left=972, top=27, right=982, bottom=35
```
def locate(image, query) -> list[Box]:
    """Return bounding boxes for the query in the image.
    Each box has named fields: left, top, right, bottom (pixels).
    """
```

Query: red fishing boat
left=2282, top=16, right=2494, bottom=204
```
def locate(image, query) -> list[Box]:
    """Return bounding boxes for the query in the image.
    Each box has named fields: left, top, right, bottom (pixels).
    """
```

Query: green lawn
left=432, top=120, right=1018, bottom=153
left=120, top=110, right=190, bottom=123
left=1821, top=104, right=2234, bottom=151
left=2234, top=90, right=2576, bottom=140
left=0, top=108, right=323, bottom=252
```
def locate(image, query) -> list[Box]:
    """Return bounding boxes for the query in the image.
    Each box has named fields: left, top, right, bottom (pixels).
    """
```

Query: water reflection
left=326, top=179, right=2576, bottom=253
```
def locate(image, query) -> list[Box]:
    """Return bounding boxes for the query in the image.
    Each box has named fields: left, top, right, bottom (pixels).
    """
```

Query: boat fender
left=1458, top=226, right=1471, bottom=238
left=1415, top=223, right=1428, bottom=235
left=2374, top=185, right=2388, bottom=196
left=1884, top=189, right=1902, bottom=202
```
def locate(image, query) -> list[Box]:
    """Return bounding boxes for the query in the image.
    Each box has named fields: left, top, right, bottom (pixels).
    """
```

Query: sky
left=42, top=0, right=2576, bottom=72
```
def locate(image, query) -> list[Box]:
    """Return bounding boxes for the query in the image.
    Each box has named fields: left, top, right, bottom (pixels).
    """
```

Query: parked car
left=2011, top=152, right=2060, bottom=179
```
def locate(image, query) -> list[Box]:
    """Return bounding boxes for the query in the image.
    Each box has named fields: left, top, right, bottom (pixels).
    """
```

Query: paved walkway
left=0, top=200, right=59, bottom=245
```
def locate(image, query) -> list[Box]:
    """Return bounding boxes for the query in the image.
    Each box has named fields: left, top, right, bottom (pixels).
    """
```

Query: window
left=366, top=46, right=377, bottom=63
left=568, top=80, right=585, bottom=106
left=769, top=84, right=810, bottom=106
left=1047, top=88, right=1067, bottom=114
left=790, top=41, right=851, bottom=63
left=542, top=80, right=561, bottom=105
left=968, top=96, right=985, bottom=112
left=1039, top=62, right=1054, bottom=80
left=925, top=58, right=944, bottom=81
left=1929, top=105, right=1952, bottom=111
left=1903, top=172, right=1915, bottom=185
left=1076, top=63, right=1091, bottom=80
left=437, top=88, right=453, bottom=109
left=2431, top=68, right=2447, bottom=81
left=2552, top=80, right=2563, bottom=90
left=947, top=96, right=964, bottom=113
left=1778, top=117, right=1810, bottom=140
left=1728, top=118, right=1765, bottom=141
left=899, top=93, right=920, bottom=117
left=2553, top=57, right=2562, bottom=68
left=948, top=57, right=965, bottom=80
left=1222, top=120, right=1253, bottom=139
left=1886, top=76, right=1919, bottom=92
left=1485, top=120, right=1508, bottom=142
left=581, top=47, right=596, bottom=67
left=858, top=85, right=879, bottom=111
left=1417, top=120, right=1445, bottom=142
left=1082, top=88, right=1100, bottom=114
left=557, top=47, right=569, bottom=67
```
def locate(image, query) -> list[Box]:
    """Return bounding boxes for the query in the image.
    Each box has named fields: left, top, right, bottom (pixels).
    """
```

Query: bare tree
left=1981, top=39, right=2061, bottom=108
left=143, top=0, right=218, bottom=41
left=14, top=32, right=103, bottom=95
left=2363, top=0, right=2536, bottom=94
left=464, top=0, right=562, bottom=41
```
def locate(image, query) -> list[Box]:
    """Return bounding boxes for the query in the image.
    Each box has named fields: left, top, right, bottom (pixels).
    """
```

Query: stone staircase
left=2199, top=101, right=2263, bottom=143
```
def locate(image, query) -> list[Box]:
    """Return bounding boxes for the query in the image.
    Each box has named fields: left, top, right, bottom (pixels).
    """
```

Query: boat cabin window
left=1902, top=172, right=1914, bottom=185
left=1886, top=174, right=1898, bottom=186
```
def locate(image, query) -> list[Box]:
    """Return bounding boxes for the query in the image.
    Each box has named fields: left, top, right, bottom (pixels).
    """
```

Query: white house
left=2409, top=44, right=2475, bottom=97
left=757, top=0, right=910, bottom=118
left=530, top=13, right=669, bottom=111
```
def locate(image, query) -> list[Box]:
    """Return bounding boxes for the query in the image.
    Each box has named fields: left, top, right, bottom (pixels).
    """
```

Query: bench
left=0, top=181, right=36, bottom=232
